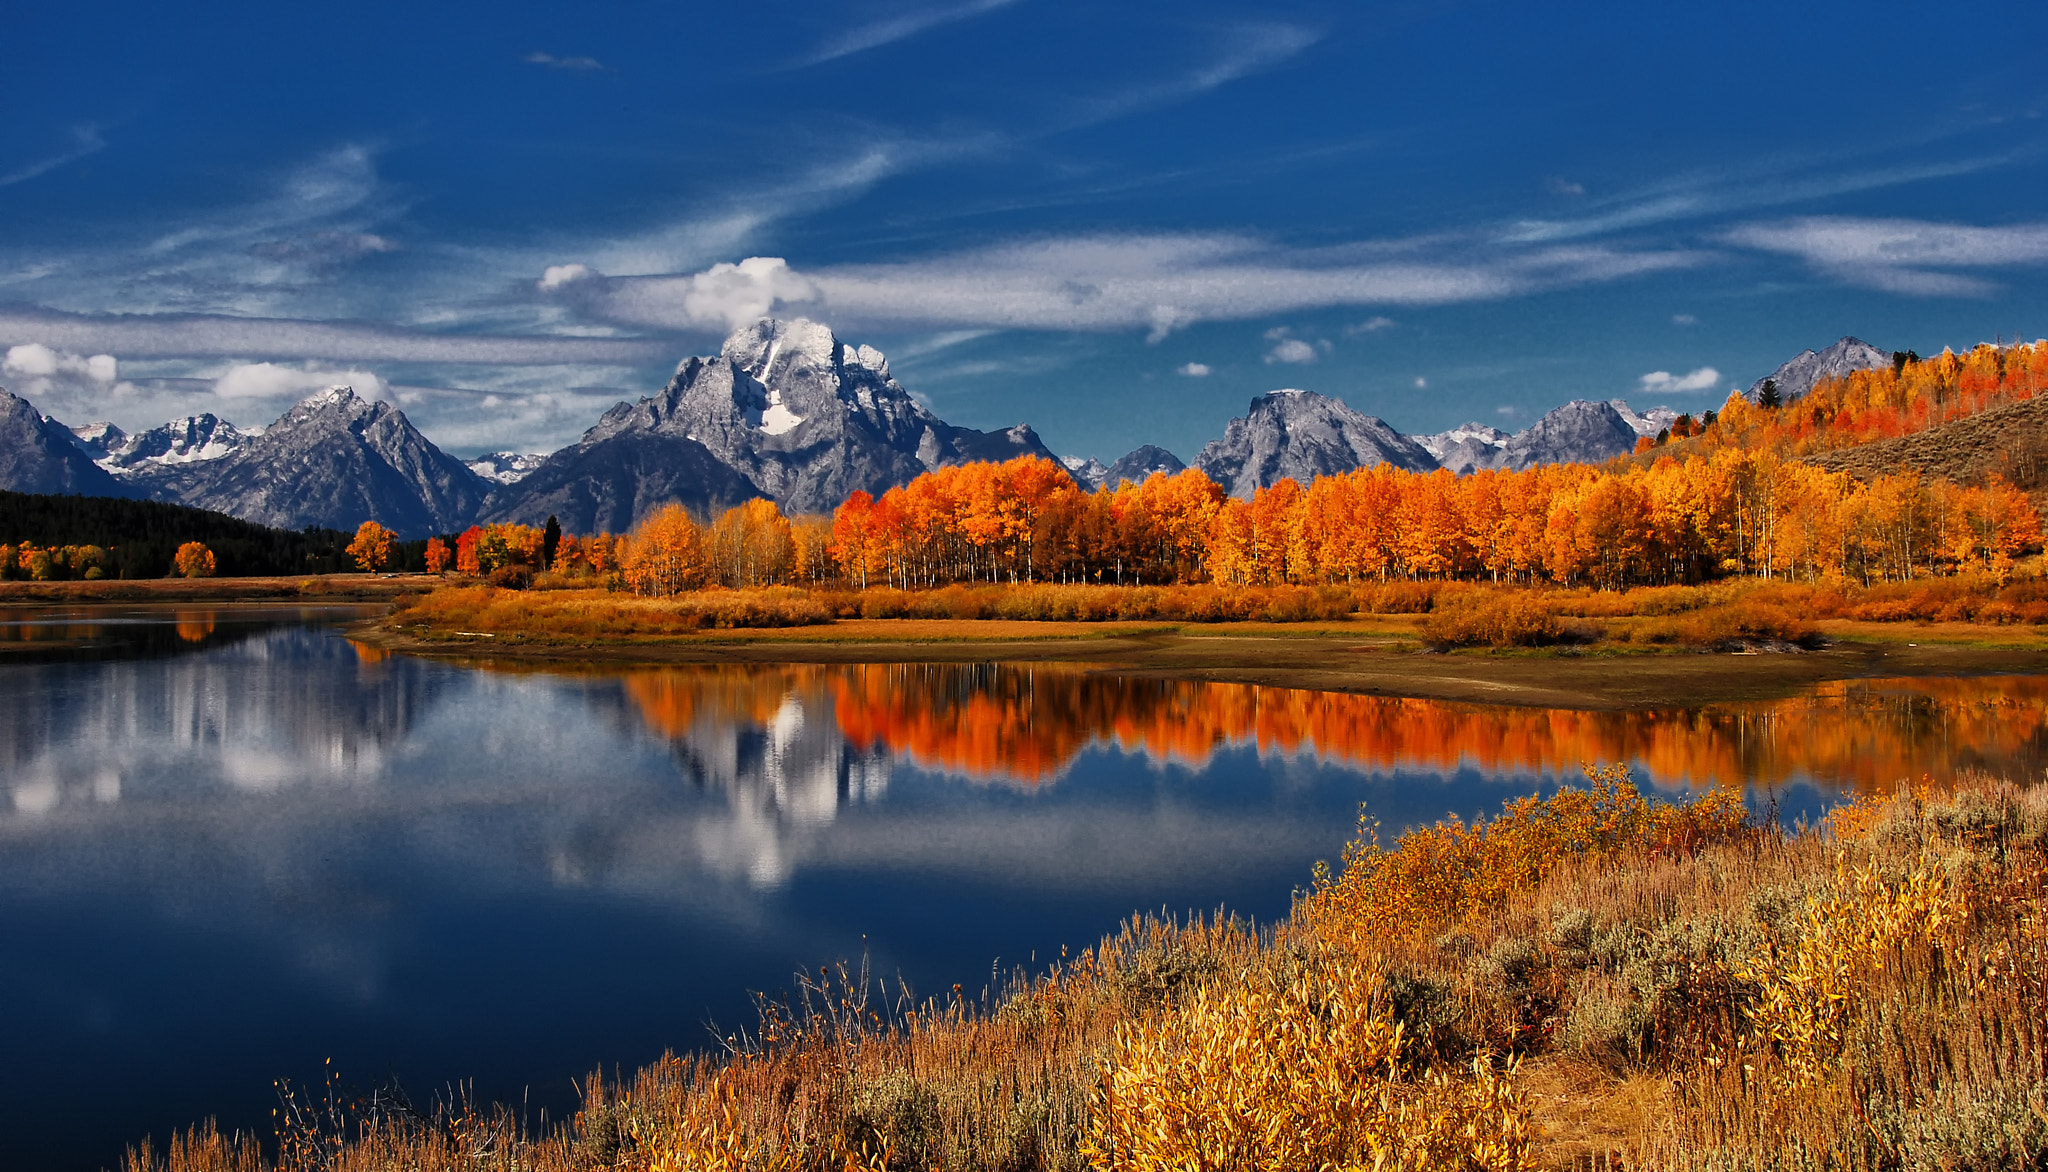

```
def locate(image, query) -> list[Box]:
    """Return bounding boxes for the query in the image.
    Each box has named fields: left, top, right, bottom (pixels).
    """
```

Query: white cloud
left=213, top=362, right=388, bottom=401
left=1346, top=316, right=1396, bottom=334
left=538, top=263, right=597, bottom=291
left=1176, top=362, right=1212, bottom=377
left=794, top=0, right=1022, bottom=67
left=1415, top=377, right=1428, bottom=389
left=1672, top=313, right=1698, bottom=325
left=0, top=343, right=139, bottom=421
left=1545, top=176, right=1586, bottom=197
left=1720, top=216, right=2048, bottom=296
left=1261, top=326, right=1329, bottom=365
left=1638, top=366, right=1721, bottom=393
left=1265, top=338, right=1318, bottom=364
left=5, top=343, right=115, bottom=382
left=661, top=256, right=823, bottom=331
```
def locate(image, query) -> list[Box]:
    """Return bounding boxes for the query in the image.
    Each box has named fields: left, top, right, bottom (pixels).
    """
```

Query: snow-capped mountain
left=81, top=414, right=253, bottom=479
left=1747, top=336, right=1891, bottom=404
left=143, top=386, right=488, bottom=537
left=483, top=318, right=1065, bottom=527
left=1, top=390, right=129, bottom=497
left=466, top=451, right=549, bottom=485
left=1411, top=422, right=1510, bottom=475
left=1608, top=401, right=1681, bottom=439
left=1060, top=455, right=1111, bottom=491
left=1194, top=389, right=1437, bottom=498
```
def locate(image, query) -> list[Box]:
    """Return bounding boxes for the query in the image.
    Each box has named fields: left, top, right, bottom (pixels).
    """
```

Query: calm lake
left=4, top=605, right=2046, bottom=1170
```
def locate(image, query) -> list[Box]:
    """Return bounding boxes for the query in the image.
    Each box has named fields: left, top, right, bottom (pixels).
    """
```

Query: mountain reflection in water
left=4, top=616, right=2047, bottom=1171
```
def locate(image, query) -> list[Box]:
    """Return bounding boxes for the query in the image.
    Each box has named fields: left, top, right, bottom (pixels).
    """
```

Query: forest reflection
left=618, top=664, right=2048, bottom=793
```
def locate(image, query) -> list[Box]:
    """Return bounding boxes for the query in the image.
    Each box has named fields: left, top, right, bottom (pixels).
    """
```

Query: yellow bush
left=1419, top=591, right=1567, bottom=648
left=1303, top=765, right=1751, bottom=945
left=1084, top=955, right=1530, bottom=1172
left=1737, top=856, right=1967, bottom=1086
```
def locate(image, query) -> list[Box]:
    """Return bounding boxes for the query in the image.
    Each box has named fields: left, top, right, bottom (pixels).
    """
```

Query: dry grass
left=121, top=765, right=2048, bottom=1171
left=389, top=585, right=834, bottom=638
left=384, top=570, right=2048, bottom=654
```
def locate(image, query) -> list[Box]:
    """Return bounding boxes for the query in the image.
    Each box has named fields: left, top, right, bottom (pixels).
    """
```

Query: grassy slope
left=123, top=769, right=2048, bottom=1172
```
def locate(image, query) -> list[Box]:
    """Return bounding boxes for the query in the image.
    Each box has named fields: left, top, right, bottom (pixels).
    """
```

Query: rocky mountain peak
left=275, top=384, right=377, bottom=431
left=1747, top=336, right=1890, bottom=404
left=1194, top=388, right=1438, bottom=498
left=1496, top=400, right=1639, bottom=471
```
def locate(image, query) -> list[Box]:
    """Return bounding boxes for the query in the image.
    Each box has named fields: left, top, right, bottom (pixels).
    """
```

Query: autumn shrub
left=1302, top=765, right=1753, bottom=948
left=1629, top=600, right=1822, bottom=649
left=1417, top=589, right=1575, bottom=648
left=1083, top=952, right=1533, bottom=1172
left=390, top=585, right=831, bottom=637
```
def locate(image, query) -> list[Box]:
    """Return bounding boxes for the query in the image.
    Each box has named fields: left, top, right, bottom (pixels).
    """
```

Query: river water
left=3, top=605, right=2045, bottom=1169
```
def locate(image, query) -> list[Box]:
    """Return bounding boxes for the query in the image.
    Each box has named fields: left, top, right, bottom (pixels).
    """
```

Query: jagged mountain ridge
left=481, top=318, right=1066, bottom=526
left=1747, top=336, right=1891, bottom=403
left=4, top=330, right=1900, bottom=537
left=0, top=390, right=131, bottom=497
left=142, top=387, right=489, bottom=538
left=466, top=451, right=548, bottom=485
left=1059, top=445, right=1188, bottom=491
left=1194, top=389, right=1438, bottom=499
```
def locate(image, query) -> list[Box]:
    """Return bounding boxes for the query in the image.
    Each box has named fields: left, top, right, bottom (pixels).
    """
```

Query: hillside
left=1803, top=391, right=2048, bottom=502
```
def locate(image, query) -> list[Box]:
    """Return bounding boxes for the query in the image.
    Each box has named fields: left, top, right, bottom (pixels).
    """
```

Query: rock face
left=94, top=414, right=251, bottom=479
left=1060, top=455, right=1110, bottom=491
left=1102, top=445, right=1186, bottom=487
left=466, top=451, right=548, bottom=485
left=1748, top=337, right=1891, bottom=404
left=0, top=390, right=131, bottom=496
left=1495, top=400, right=1641, bottom=471
left=476, top=430, right=761, bottom=535
left=1412, top=422, right=1509, bottom=474
left=485, top=318, right=1065, bottom=526
left=149, top=387, right=488, bottom=537
left=1608, top=401, right=1681, bottom=439
left=1193, top=389, right=1438, bottom=498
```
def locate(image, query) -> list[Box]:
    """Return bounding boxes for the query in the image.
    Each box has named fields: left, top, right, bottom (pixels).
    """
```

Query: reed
left=123, top=769, right=2048, bottom=1171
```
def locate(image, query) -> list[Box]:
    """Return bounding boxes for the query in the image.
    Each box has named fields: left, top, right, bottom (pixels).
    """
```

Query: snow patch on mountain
left=466, top=451, right=550, bottom=485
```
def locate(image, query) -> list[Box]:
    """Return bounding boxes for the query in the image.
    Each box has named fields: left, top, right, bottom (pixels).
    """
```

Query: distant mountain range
left=0, top=323, right=1896, bottom=536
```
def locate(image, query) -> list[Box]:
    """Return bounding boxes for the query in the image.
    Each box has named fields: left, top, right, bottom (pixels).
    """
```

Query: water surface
left=3, top=608, right=2043, bottom=1169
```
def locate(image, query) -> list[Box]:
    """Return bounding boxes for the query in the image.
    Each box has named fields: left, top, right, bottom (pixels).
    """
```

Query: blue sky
left=1, top=0, right=2045, bottom=462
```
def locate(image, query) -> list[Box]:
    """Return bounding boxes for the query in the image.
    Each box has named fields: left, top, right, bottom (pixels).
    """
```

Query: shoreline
left=350, top=615, right=2048, bottom=711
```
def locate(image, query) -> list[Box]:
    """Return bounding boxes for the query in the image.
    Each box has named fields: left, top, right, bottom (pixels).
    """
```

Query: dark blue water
left=1, top=609, right=2028, bottom=1170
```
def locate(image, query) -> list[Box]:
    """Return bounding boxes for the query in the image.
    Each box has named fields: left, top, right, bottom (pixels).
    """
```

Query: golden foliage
left=173, top=540, right=217, bottom=579
left=1084, top=953, right=1531, bottom=1172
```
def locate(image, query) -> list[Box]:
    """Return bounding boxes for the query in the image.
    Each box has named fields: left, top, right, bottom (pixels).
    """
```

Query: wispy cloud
left=0, top=124, right=106, bottom=188
left=591, top=233, right=1707, bottom=337
left=1499, top=151, right=2021, bottom=245
left=1063, top=23, right=1320, bottom=128
left=0, top=307, right=671, bottom=365
left=523, top=51, right=608, bottom=71
left=1721, top=216, right=2048, bottom=296
left=793, top=0, right=1023, bottom=67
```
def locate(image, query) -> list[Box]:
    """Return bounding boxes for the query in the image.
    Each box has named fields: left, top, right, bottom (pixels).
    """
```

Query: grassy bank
left=125, top=767, right=2047, bottom=1171
left=382, top=573, right=2048, bottom=651
left=0, top=573, right=437, bottom=603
